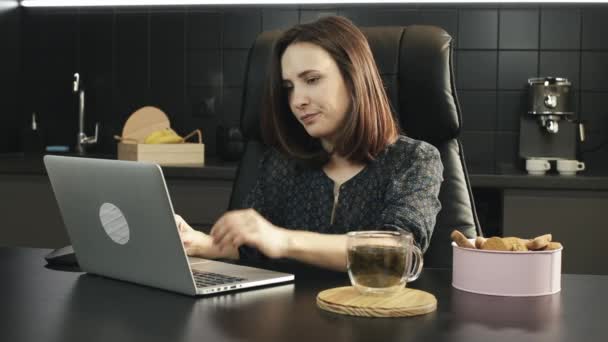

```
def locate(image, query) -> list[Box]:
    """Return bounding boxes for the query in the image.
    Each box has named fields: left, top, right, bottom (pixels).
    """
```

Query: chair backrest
left=229, top=25, right=481, bottom=268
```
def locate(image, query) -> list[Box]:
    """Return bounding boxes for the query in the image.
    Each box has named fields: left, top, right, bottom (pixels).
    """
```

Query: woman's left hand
left=210, top=209, right=289, bottom=259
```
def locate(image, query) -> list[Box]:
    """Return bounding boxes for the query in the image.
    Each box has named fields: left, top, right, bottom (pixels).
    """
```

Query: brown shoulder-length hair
left=261, top=16, right=400, bottom=166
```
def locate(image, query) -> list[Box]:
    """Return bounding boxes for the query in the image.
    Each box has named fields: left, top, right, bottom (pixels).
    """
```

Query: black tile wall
left=114, top=13, right=150, bottom=132
left=418, top=10, right=458, bottom=42
left=300, top=9, right=338, bottom=24
left=222, top=9, right=261, bottom=49
left=187, top=50, right=221, bottom=87
left=540, top=9, right=581, bottom=49
left=262, top=9, right=299, bottom=31
left=499, top=9, right=539, bottom=49
left=581, top=92, right=608, bottom=134
left=581, top=133, right=608, bottom=172
left=186, top=11, right=221, bottom=50
left=1, top=4, right=607, bottom=173
left=582, top=8, right=608, bottom=50
left=43, top=13, right=78, bottom=81
left=539, top=51, right=580, bottom=88
left=498, top=51, right=538, bottom=90
left=223, top=49, right=249, bottom=87
left=151, top=12, right=186, bottom=130
left=340, top=8, right=419, bottom=27
left=341, top=8, right=458, bottom=41
left=78, top=11, right=113, bottom=147
left=497, top=91, right=527, bottom=132
left=458, top=9, right=498, bottom=49
left=461, top=131, right=496, bottom=174
left=458, top=91, right=497, bottom=131
left=456, top=51, right=497, bottom=90
left=24, top=12, right=79, bottom=148
left=151, top=13, right=185, bottom=84
left=0, top=3, right=20, bottom=153
left=186, top=86, right=221, bottom=120
left=185, top=85, right=220, bottom=155
left=494, top=131, right=520, bottom=173
left=222, top=87, right=244, bottom=126
left=581, top=52, right=608, bottom=91
left=79, top=12, right=113, bottom=81
left=21, top=11, right=46, bottom=86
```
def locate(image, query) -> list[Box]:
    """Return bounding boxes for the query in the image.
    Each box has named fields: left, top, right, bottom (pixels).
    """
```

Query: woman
left=176, top=16, right=443, bottom=272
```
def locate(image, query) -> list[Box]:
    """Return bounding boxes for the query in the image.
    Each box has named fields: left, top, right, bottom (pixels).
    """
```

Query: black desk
left=2, top=247, right=606, bottom=342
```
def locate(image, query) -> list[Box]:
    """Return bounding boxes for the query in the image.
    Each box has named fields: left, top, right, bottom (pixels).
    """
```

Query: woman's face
left=280, top=42, right=351, bottom=145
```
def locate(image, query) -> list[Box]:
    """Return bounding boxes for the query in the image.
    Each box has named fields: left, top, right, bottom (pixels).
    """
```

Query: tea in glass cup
left=347, top=230, right=423, bottom=295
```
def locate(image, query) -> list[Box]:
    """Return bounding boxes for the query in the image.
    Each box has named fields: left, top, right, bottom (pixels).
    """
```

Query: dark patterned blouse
left=238, top=135, right=444, bottom=260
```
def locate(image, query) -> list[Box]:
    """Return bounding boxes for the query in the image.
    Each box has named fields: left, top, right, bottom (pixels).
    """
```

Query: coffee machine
left=519, top=77, right=584, bottom=164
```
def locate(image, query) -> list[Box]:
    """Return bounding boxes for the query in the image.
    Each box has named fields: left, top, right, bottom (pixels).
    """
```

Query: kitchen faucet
left=73, top=73, right=99, bottom=154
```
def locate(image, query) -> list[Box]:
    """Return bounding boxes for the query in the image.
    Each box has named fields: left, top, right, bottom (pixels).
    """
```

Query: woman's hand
left=210, top=209, right=289, bottom=259
left=175, top=214, right=239, bottom=259
left=175, top=214, right=206, bottom=256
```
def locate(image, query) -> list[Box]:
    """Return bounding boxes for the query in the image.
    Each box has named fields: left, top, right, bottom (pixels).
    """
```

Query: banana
left=154, top=133, right=183, bottom=144
left=144, top=128, right=184, bottom=144
left=144, top=129, right=168, bottom=144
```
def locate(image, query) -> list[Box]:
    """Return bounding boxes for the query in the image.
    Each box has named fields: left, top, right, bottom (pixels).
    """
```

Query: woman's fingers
left=216, top=224, right=244, bottom=249
left=231, top=235, right=244, bottom=248
left=175, top=214, right=188, bottom=232
left=209, top=213, right=226, bottom=238
left=210, top=210, right=260, bottom=250
left=181, top=235, right=191, bottom=247
left=210, top=222, right=227, bottom=244
left=211, top=212, right=238, bottom=243
left=216, top=230, right=238, bottom=249
left=178, top=226, right=192, bottom=244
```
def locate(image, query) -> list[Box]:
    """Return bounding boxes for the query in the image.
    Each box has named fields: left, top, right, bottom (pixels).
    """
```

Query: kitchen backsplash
left=1, top=3, right=608, bottom=174
left=0, top=1, right=20, bottom=158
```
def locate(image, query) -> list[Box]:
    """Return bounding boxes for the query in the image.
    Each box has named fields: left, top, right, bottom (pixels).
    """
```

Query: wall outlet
left=194, top=96, right=216, bottom=118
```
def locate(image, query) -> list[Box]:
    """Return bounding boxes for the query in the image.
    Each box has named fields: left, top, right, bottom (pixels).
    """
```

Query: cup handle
left=578, top=162, right=585, bottom=171
left=406, top=245, right=424, bottom=282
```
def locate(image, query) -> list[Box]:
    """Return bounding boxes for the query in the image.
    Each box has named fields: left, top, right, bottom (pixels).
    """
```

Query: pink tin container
left=452, top=240, right=562, bottom=296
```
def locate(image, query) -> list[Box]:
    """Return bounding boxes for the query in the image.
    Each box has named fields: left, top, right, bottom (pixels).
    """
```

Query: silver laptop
left=44, top=155, right=294, bottom=296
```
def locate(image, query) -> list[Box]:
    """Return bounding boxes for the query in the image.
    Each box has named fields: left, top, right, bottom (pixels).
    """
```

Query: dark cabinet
left=471, top=174, right=608, bottom=275
left=166, top=178, right=233, bottom=232
left=502, top=189, right=608, bottom=275
left=0, top=175, right=68, bottom=248
left=0, top=175, right=233, bottom=248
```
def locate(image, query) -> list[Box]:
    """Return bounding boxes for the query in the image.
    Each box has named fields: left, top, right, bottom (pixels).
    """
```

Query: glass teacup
left=346, top=230, right=423, bottom=295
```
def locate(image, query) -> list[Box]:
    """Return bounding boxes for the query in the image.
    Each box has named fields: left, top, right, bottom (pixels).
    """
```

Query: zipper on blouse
left=330, top=183, right=340, bottom=225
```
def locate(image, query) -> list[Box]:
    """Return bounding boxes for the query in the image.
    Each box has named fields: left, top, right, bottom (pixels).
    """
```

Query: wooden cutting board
left=317, top=286, right=437, bottom=318
left=121, top=106, right=170, bottom=143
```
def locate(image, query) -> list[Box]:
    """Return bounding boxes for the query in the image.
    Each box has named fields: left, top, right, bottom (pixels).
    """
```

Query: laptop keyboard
left=192, top=270, right=247, bottom=288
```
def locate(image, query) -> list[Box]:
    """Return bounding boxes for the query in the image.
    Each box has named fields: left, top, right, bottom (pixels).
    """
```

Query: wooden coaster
left=316, top=286, right=437, bottom=318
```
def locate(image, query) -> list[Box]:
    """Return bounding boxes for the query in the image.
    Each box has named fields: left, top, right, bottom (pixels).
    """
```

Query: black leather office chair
left=229, top=25, right=481, bottom=268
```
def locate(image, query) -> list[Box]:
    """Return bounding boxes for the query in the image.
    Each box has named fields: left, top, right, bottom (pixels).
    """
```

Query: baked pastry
left=451, top=231, right=562, bottom=252
left=450, top=230, right=475, bottom=249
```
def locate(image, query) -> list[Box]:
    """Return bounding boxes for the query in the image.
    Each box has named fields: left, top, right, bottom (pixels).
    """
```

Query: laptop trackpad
left=188, top=256, right=212, bottom=265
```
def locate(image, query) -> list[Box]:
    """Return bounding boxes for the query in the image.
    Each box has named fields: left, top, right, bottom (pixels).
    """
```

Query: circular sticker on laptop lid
left=99, top=203, right=130, bottom=245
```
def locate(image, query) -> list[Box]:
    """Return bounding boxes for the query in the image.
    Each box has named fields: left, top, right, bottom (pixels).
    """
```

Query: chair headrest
left=240, top=25, right=461, bottom=146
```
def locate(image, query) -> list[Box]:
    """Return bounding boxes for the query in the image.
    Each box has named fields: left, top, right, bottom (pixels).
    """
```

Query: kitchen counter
left=2, top=153, right=608, bottom=190
left=469, top=173, right=608, bottom=191
left=0, top=153, right=238, bottom=180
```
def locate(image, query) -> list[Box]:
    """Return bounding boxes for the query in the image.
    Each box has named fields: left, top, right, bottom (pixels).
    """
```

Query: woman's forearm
left=282, top=230, right=348, bottom=272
